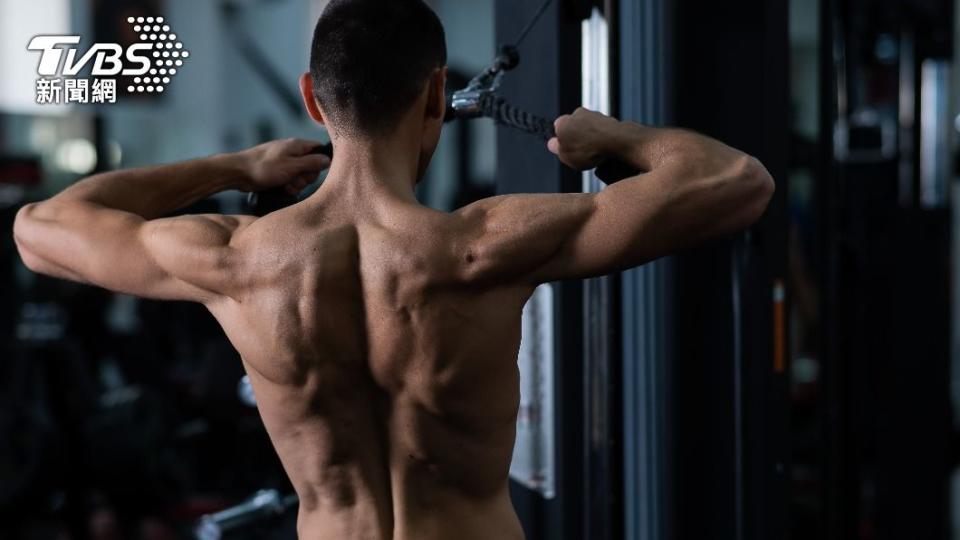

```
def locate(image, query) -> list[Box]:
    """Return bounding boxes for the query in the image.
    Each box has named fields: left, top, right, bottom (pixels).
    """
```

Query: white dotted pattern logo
left=125, top=16, right=189, bottom=94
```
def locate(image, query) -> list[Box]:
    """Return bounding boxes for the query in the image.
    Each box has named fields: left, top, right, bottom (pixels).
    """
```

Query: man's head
left=301, top=0, right=447, bottom=145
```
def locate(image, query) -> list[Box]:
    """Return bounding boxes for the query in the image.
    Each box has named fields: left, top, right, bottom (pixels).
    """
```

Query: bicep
left=462, top=154, right=771, bottom=285
left=460, top=187, right=663, bottom=286
left=15, top=201, right=252, bottom=302
left=530, top=175, right=670, bottom=282
left=532, top=163, right=747, bottom=282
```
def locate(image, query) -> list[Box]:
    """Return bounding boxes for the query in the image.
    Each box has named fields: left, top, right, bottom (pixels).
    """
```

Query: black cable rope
left=481, top=94, right=555, bottom=140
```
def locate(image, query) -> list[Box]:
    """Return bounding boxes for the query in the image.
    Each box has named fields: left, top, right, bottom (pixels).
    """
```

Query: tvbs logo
left=29, top=16, right=189, bottom=104
left=29, top=36, right=153, bottom=76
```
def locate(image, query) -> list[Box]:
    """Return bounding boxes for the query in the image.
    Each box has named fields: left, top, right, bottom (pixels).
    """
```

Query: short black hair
left=310, top=0, right=447, bottom=137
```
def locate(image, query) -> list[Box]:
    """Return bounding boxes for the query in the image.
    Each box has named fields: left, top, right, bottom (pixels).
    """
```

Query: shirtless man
left=13, top=0, right=774, bottom=538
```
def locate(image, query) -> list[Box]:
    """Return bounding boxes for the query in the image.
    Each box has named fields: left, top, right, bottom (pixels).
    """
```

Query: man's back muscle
left=206, top=200, right=529, bottom=539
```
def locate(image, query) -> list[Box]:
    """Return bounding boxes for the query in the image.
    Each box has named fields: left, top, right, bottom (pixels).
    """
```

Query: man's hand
left=547, top=108, right=622, bottom=171
left=237, top=139, right=332, bottom=195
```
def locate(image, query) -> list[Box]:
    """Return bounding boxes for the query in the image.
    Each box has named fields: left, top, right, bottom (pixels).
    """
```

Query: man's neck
left=312, top=130, right=422, bottom=205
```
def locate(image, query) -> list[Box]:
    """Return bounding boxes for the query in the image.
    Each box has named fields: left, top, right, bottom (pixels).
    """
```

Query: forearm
left=599, top=120, right=774, bottom=236
left=50, top=152, right=250, bottom=219
left=602, top=121, right=744, bottom=175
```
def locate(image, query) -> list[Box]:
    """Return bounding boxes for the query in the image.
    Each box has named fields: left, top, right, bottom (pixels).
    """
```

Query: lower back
left=295, top=484, right=523, bottom=540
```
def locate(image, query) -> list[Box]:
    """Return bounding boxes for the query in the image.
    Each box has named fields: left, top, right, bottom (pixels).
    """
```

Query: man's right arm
left=456, top=108, right=774, bottom=285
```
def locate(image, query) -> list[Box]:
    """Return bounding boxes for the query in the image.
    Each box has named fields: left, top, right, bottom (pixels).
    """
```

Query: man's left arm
left=13, top=139, right=329, bottom=303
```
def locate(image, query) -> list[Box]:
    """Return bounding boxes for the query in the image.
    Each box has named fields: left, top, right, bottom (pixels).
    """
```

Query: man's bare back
left=208, top=195, right=532, bottom=539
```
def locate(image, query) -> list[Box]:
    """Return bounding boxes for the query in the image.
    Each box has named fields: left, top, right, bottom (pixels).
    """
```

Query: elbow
left=13, top=203, right=44, bottom=273
left=13, top=203, right=36, bottom=254
left=735, top=155, right=775, bottom=227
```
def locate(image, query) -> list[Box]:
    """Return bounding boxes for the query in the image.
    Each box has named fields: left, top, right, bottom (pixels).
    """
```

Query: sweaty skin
left=13, top=72, right=774, bottom=539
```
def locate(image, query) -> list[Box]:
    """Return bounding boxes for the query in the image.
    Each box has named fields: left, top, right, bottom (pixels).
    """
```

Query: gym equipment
left=194, top=489, right=298, bottom=540
left=193, top=376, right=295, bottom=539
left=444, top=0, right=638, bottom=184
left=237, top=375, right=257, bottom=408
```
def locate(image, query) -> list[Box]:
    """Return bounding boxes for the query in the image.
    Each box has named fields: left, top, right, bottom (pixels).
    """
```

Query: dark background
left=2, top=0, right=959, bottom=539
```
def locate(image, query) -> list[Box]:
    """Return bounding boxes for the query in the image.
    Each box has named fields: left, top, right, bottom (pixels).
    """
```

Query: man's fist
left=237, top=139, right=331, bottom=194
left=547, top=108, right=621, bottom=171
